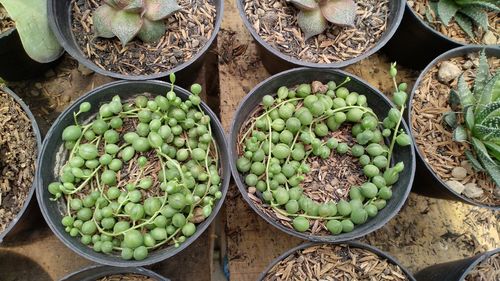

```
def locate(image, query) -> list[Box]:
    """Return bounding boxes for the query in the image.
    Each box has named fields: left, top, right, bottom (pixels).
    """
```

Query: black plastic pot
left=36, top=80, right=230, bottom=266
left=0, top=85, right=43, bottom=243
left=47, top=0, right=223, bottom=83
left=236, top=0, right=405, bottom=74
left=0, top=28, right=63, bottom=81
left=408, top=45, right=500, bottom=210
left=258, top=241, right=416, bottom=280
left=383, top=4, right=463, bottom=70
left=414, top=248, right=499, bottom=281
left=229, top=68, right=416, bottom=242
left=60, top=265, right=169, bottom=281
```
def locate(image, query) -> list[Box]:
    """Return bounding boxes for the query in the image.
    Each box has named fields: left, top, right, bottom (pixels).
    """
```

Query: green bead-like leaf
left=437, top=0, right=460, bottom=25
left=144, top=0, right=181, bottom=21
left=465, top=150, right=484, bottom=171
left=0, top=0, right=63, bottom=63
left=476, top=101, right=500, bottom=124
left=453, top=125, right=468, bottom=142
left=321, top=0, right=357, bottom=27
left=111, top=10, right=143, bottom=46
left=137, top=18, right=166, bottom=43
left=454, top=13, right=474, bottom=38
left=286, top=0, right=319, bottom=10
left=93, top=5, right=116, bottom=38
left=297, top=8, right=328, bottom=40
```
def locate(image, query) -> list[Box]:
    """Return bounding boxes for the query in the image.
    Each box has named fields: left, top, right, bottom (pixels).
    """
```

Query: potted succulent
left=0, top=84, right=42, bottom=243
left=259, top=242, right=416, bottom=281
left=48, top=0, right=223, bottom=82
left=61, top=265, right=169, bottom=281
left=36, top=77, right=229, bottom=266
left=236, top=0, right=406, bottom=74
left=415, top=248, right=499, bottom=281
left=0, top=0, right=63, bottom=81
left=384, top=0, right=499, bottom=69
left=229, top=67, right=415, bottom=241
left=409, top=46, right=499, bottom=209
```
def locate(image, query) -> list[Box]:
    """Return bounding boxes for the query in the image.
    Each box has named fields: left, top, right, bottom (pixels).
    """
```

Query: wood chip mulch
left=465, top=253, right=500, bottom=281
left=263, top=244, right=409, bottom=281
left=408, top=0, right=499, bottom=45
left=96, top=274, right=156, bottom=281
left=243, top=0, right=389, bottom=64
left=71, top=0, right=216, bottom=76
left=0, top=5, right=14, bottom=33
left=411, top=53, right=500, bottom=206
left=0, top=90, right=37, bottom=234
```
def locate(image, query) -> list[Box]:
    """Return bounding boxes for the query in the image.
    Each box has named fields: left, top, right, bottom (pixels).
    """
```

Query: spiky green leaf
left=465, top=150, right=485, bottom=171
left=443, top=111, right=458, bottom=128
left=473, top=50, right=490, bottom=98
left=123, top=0, right=144, bottom=12
left=425, top=3, right=435, bottom=22
left=321, top=0, right=357, bottom=27
left=286, top=0, right=319, bottom=10
left=454, top=13, right=474, bottom=38
left=144, top=0, right=181, bottom=21
left=453, top=125, right=468, bottom=142
left=437, top=0, right=460, bottom=25
left=477, top=72, right=500, bottom=111
left=459, top=5, right=489, bottom=31
left=484, top=141, right=500, bottom=162
left=492, top=77, right=500, bottom=101
left=475, top=141, right=500, bottom=186
left=137, top=18, right=165, bottom=43
left=110, top=10, right=142, bottom=46
left=93, top=5, right=116, bottom=38
left=476, top=101, right=500, bottom=124
left=473, top=124, right=500, bottom=141
left=465, top=106, right=475, bottom=130
left=458, top=0, right=500, bottom=12
left=449, top=89, right=461, bottom=110
left=297, top=8, right=328, bottom=40
left=457, top=75, right=475, bottom=107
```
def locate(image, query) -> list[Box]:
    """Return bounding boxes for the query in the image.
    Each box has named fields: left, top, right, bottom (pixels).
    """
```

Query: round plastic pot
left=36, top=80, right=230, bottom=266
left=382, top=4, right=463, bottom=70
left=258, top=241, right=416, bottom=281
left=408, top=45, right=500, bottom=210
left=0, top=28, right=63, bottom=81
left=414, top=248, right=499, bottom=281
left=47, top=0, right=223, bottom=83
left=229, top=67, right=416, bottom=242
left=60, top=265, right=169, bottom=281
left=0, top=85, right=43, bottom=243
left=236, top=0, right=405, bottom=74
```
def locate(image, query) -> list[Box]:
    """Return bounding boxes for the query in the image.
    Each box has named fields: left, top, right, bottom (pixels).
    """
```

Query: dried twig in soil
left=243, top=0, right=389, bottom=64
left=465, top=253, right=500, bottom=281
left=97, top=274, right=156, bottom=281
left=263, top=244, right=409, bottom=281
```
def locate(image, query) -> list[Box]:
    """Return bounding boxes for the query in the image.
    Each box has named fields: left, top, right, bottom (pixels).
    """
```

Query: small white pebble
left=446, top=180, right=465, bottom=194
left=451, top=167, right=467, bottom=180
left=463, top=183, right=484, bottom=199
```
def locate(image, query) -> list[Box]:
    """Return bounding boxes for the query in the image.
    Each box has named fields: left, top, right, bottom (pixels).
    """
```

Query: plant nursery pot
left=0, top=85, right=43, bottom=243
left=61, top=265, right=169, bottom=281
left=36, top=80, right=230, bottom=266
left=258, top=241, right=416, bottom=281
left=236, top=0, right=405, bottom=74
left=408, top=45, right=500, bottom=210
left=47, top=0, right=223, bottom=84
left=414, top=248, right=500, bottom=281
left=382, top=4, right=461, bottom=70
left=0, top=28, right=63, bottom=81
left=229, top=67, right=416, bottom=242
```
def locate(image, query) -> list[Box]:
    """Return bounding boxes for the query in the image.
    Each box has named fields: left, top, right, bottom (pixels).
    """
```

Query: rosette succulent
left=286, top=0, right=357, bottom=40
left=93, top=0, right=181, bottom=46
left=444, top=50, right=500, bottom=186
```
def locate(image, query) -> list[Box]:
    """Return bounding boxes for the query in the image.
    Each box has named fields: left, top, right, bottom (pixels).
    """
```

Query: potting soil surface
left=465, top=252, right=499, bottom=281
left=97, top=273, right=156, bottom=281
left=0, top=90, right=37, bottom=235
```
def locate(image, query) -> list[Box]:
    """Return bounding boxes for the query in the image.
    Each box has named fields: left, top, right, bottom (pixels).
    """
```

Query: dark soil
left=96, top=273, right=156, bottom=281
left=0, top=90, right=37, bottom=234
left=242, top=0, right=390, bottom=64
left=71, top=0, right=216, bottom=76
left=0, top=5, right=14, bottom=33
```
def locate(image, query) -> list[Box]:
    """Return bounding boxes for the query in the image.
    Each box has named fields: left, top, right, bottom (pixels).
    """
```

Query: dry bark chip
left=0, top=90, right=37, bottom=234
left=96, top=273, right=157, bottom=281
left=465, top=253, right=500, bottom=281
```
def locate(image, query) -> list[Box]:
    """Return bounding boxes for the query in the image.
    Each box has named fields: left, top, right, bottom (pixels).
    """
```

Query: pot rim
left=59, top=265, right=169, bottom=281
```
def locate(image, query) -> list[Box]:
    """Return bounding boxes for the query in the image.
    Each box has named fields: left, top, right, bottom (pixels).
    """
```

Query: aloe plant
left=0, top=0, right=62, bottom=63
left=286, top=0, right=357, bottom=40
left=443, top=50, right=500, bottom=186
left=431, top=0, right=500, bottom=39
left=93, top=0, right=181, bottom=46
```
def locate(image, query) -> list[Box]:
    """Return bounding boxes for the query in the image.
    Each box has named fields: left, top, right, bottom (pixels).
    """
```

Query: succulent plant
left=0, top=0, right=62, bottom=63
left=443, top=50, right=500, bottom=186
left=430, top=0, right=500, bottom=39
left=286, top=0, right=357, bottom=40
left=93, top=0, right=181, bottom=46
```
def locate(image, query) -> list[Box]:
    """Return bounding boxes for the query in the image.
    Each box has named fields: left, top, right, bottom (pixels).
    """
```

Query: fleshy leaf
left=443, top=111, right=457, bottom=128
left=493, top=78, right=500, bottom=101
left=0, top=0, right=63, bottom=63
left=144, top=0, right=181, bottom=21
left=286, top=0, right=319, bottom=10
left=476, top=101, right=500, bottom=124
left=460, top=5, right=488, bottom=31
left=473, top=137, right=500, bottom=186
left=105, top=0, right=119, bottom=8
left=484, top=141, right=500, bottom=162
left=453, top=125, right=468, bottom=142
left=437, top=0, right=459, bottom=25
left=477, top=72, right=500, bottom=111
left=458, top=0, right=500, bottom=12
left=449, top=89, right=461, bottom=110
left=123, top=0, right=144, bottom=12
left=321, top=0, right=356, bottom=27
left=457, top=75, right=475, bottom=107
left=465, top=106, right=475, bottom=130
left=465, top=150, right=484, bottom=171
left=297, top=8, right=328, bottom=40
left=93, top=5, right=116, bottom=38
left=111, top=10, right=143, bottom=46
left=473, top=50, right=490, bottom=99
left=454, top=13, right=474, bottom=38
left=137, top=18, right=166, bottom=43
left=473, top=124, right=500, bottom=141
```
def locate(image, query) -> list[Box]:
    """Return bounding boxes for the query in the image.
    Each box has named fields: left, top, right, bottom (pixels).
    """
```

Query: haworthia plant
left=0, top=0, right=62, bottom=63
left=286, top=0, right=357, bottom=40
left=93, top=0, right=181, bottom=46
left=443, top=50, right=500, bottom=186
